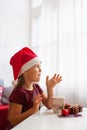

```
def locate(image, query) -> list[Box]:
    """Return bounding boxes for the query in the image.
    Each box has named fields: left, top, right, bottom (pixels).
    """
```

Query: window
left=30, top=0, right=58, bottom=92
left=32, top=0, right=41, bottom=8
left=30, top=0, right=42, bottom=55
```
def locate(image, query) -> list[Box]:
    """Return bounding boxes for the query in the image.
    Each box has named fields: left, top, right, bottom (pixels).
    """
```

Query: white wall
left=0, top=0, right=31, bottom=86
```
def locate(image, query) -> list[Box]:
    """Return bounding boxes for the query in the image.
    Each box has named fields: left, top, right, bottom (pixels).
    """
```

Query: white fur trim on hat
left=18, top=57, right=40, bottom=77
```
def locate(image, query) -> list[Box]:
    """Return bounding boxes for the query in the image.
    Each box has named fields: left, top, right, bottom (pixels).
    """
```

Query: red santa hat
left=10, top=47, right=40, bottom=80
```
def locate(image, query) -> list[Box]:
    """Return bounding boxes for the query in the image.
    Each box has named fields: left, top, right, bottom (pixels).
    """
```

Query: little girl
left=6, top=47, right=62, bottom=129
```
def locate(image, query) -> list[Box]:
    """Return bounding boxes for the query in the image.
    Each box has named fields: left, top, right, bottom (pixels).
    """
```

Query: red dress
left=6, top=83, right=43, bottom=130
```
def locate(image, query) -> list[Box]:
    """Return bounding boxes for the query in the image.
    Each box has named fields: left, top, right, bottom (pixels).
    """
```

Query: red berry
left=62, top=109, right=70, bottom=116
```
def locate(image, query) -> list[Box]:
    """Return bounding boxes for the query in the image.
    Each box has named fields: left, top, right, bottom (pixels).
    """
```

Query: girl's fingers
left=34, top=94, right=42, bottom=103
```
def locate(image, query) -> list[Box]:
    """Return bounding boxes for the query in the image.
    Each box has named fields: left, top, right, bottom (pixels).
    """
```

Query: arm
left=8, top=94, right=42, bottom=127
left=42, top=74, right=62, bottom=109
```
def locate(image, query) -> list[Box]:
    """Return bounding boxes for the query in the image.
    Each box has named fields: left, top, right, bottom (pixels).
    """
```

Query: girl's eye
left=35, top=64, right=41, bottom=69
left=35, top=65, right=38, bottom=67
left=37, top=65, right=40, bottom=68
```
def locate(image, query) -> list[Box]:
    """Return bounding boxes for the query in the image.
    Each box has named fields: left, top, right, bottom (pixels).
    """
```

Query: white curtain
left=41, top=0, right=87, bottom=106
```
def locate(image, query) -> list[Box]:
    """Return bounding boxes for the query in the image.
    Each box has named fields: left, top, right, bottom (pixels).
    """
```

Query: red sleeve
left=9, top=88, right=25, bottom=105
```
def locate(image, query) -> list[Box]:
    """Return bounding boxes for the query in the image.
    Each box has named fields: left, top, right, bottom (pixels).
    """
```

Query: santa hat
left=10, top=47, right=40, bottom=80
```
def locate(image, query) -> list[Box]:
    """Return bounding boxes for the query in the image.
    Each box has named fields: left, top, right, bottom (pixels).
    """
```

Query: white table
left=12, top=107, right=87, bottom=130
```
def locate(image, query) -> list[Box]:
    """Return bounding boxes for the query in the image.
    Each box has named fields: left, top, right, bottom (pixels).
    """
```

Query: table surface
left=12, top=107, right=87, bottom=130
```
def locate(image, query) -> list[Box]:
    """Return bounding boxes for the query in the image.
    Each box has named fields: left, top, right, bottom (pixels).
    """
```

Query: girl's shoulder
left=10, top=86, right=27, bottom=97
left=9, top=87, right=28, bottom=104
left=33, top=83, right=43, bottom=94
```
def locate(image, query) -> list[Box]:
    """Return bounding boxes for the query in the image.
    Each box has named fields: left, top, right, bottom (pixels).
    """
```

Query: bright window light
left=32, top=0, right=42, bottom=8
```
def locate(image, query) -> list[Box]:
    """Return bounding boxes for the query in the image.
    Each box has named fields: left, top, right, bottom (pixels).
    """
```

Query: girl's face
left=24, top=63, right=42, bottom=82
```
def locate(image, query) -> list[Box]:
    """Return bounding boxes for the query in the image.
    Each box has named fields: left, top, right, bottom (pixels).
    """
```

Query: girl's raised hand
left=46, top=74, right=62, bottom=89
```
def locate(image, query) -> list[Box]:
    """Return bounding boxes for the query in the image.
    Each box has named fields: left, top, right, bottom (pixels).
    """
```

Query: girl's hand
left=46, top=74, right=62, bottom=89
left=33, top=94, right=42, bottom=113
